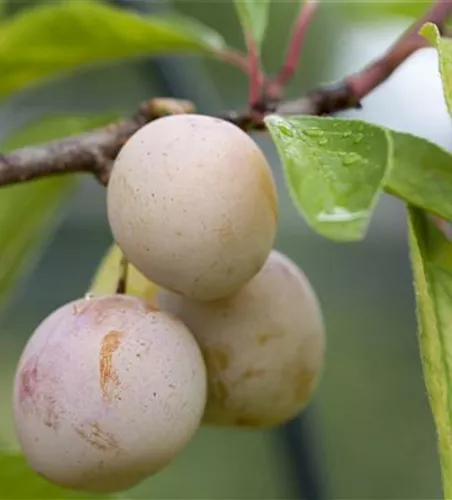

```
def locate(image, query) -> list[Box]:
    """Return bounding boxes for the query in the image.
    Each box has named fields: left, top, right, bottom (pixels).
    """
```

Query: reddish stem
left=347, top=0, right=452, bottom=100
left=346, top=36, right=426, bottom=100
left=272, top=0, right=318, bottom=90
left=217, top=36, right=266, bottom=111
left=247, top=35, right=265, bottom=109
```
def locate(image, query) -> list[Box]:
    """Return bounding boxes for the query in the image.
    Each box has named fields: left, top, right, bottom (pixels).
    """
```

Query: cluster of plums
left=12, top=115, right=326, bottom=493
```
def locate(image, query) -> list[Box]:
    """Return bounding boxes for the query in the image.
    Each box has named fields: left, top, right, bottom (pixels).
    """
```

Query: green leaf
left=265, top=114, right=392, bottom=241
left=234, top=0, right=270, bottom=50
left=0, top=0, right=225, bottom=101
left=385, top=130, right=452, bottom=221
left=0, top=178, right=75, bottom=314
left=0, top=113, right=118, bottom=314
left=265, top=114, right=452, bottom=241
left=342, top=1, right=428, bottom=20
left=408, top=206, right=452, bottom=499
left=420, top=22, right=452, bottom=117
left=0, top=453, right=113, bottom=498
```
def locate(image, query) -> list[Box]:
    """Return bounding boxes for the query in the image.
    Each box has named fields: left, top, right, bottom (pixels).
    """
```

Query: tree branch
left=0, top=0, right=451, bottom=189
left=345, top=0, right=452, bottom=101
left=0, top=99, right=195, bottom=187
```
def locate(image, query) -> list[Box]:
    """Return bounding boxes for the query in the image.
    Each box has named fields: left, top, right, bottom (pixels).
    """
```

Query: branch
left=345, top=0, right=452, bottom=102
left=0, top=99, right=195, bottom=187
left=0, top=0, right=451, bottom=189
left=274, top=0, right=452, bottom=116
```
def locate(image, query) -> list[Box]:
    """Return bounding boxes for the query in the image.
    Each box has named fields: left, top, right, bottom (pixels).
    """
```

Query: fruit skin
left=157, top=250, right=326, bottom=429
left=13, top=295, right=207, bottom=493
left=107, top=113, right=278, bottom=301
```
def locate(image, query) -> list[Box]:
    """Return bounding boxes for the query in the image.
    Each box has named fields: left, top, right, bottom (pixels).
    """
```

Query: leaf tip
left=264, top=114, right=296, bottom=140
left=263, top=113, right=281, bottom=126
left=419, top=22, right=440, bottom=46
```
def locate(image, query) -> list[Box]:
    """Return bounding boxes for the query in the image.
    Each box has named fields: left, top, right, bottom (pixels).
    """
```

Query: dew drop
left=353, top=133, right=364, bottom=144
left=317, top=206, right=369, bottom=222
left=342, top=153, right=359, bottom=166
left=318, top=138, right=328, bottom=145
left=279, top=124, right=294, bottom=138
left=304, top=127, right=323, bottom=138
left=343, top=131, right=352, bottom=138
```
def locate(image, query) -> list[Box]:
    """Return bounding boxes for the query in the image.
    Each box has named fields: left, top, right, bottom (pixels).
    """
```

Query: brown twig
left=0, top=99, right=195, bottom=187
left=0, top=0, right=451, bottom=189
left=0, top=93, right=333, bottom=189
left=346, top=0, right=452, bottom=101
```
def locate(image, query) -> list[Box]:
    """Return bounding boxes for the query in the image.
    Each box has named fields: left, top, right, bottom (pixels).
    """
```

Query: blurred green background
left=0, top=0, right=450, bottom=498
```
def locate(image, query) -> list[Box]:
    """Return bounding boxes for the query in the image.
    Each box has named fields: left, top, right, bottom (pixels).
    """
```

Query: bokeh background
left=0, top=0, right=451, bottom=498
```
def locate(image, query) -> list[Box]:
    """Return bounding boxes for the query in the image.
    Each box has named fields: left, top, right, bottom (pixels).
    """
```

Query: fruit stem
left=116, top=255, right=128, bottom=294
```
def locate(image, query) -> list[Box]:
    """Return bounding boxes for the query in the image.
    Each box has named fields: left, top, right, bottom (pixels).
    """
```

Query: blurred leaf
left=0, top=178, right=75, bottom=313
left=2, top=113, right=120, bottom=149
left=408, top=207, right=452, bottom=498
left=0, top=113, right=118, bottom=315
left=89, top=244, right=158, bottom=302
left=0, top=453, right=112, bottom=498
left=0, top=0, right=226, bottom=101
left=342, top=1, right=428, bottom=20
left=234, top=0, right=270, bottom=50
left=420, top=23, right=452, bottom=118
left=265, top=114, right=391, bottom=241
left=385, top=131, right=452, bottom=221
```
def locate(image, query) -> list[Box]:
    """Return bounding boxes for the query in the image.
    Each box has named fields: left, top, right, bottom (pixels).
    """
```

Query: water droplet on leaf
left=318, top=138, right=328, bottom=145
left=304, top=127, right=323, bottom=138
left=316, top=206, right=368, bottom=222
left=353, top=133, right=364, bottom=144
left=279, top=124, right=294, bottom=138
left=342, top=153, right=359, bottom=166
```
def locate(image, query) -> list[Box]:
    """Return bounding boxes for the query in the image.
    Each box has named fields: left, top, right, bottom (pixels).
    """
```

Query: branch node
left=311, top=82, right=362, bottom=115
left=135, top=98, right=196, bottom=123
